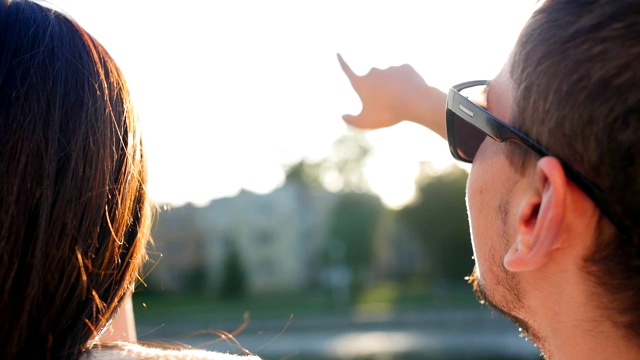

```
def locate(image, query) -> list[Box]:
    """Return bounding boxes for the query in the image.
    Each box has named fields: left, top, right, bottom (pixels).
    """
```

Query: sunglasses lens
left=449, top=84, right=490, bottom=162
left=452, top=112, right=486, bottom=162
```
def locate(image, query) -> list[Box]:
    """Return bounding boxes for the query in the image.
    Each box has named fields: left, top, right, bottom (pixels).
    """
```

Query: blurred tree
left=284, top=131, right=382, bottom=299
left=219, top=240, right=247, bottom=299
left=325, top=192, right=382, bottom=297
left=324, top=132, right=371, bottom=192
left=182, top=264, right=208, bottom=293
left=284, top=159, right=323, bottom=189
left=399, top=166, right=473, bottom=284
left=283, top=130, right=373, bottom=193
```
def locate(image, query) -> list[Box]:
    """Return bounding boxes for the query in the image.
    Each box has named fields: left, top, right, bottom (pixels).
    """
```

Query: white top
left=82, top=342, right=262, bottom=360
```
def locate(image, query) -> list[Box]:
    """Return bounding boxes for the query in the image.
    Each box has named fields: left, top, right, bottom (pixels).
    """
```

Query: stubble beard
left=467, top=265, right=541, bottom=346
left=465, top=194, right=547, bottom=353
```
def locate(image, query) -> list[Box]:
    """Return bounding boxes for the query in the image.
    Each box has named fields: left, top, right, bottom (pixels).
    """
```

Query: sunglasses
left=445, top=80, right=627, bottom=238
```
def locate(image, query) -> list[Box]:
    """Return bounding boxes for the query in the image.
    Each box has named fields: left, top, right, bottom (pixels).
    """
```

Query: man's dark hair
left=510, top=0, right=640, bottom=340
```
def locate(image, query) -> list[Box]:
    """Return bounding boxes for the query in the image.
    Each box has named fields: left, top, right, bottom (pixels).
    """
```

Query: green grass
left=133, top=290, right=338, bottom=323
left=132, top=282, right=479, bottom=324
left=130, top=284, right=534, bottom=360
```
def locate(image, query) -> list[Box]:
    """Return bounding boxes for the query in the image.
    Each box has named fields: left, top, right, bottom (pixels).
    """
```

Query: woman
left=0, top=1, right=258, bottom=358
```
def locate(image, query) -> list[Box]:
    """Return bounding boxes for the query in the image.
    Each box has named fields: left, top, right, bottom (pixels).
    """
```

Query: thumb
left=342, top=113, right=377, bottom=130
left=342, top=113, right=359, bottom=126
left=343, top=113, right=374, bottom=129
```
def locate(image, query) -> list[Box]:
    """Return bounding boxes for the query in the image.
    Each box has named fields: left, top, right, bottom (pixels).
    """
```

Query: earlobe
left=504, top=157, right=567, bottom=272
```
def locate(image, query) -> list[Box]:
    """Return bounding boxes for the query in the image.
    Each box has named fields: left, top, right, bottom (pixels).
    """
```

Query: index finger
left=337, top=53, right=359, bottom=82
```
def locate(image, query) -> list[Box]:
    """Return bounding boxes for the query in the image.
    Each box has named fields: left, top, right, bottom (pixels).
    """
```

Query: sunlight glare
left=50, top=0, right=536, bottom=207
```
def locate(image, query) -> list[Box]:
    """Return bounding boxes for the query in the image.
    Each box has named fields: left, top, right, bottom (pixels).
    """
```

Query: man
left=339, top=0, right=640, bottom=358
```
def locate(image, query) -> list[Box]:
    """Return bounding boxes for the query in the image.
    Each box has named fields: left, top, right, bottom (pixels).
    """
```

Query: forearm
left=405, top=86, right=448, bottom=140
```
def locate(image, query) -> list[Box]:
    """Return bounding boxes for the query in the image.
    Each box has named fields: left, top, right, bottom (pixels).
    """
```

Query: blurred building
left=147, top=181, right=425, bottom=294
left=196, top=181, right=338, bottom=293
left=145, top=204, right=208, bottom=292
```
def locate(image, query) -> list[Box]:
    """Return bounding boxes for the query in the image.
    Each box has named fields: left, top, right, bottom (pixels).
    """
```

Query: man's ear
left=504, top=157, right=567, bottom=272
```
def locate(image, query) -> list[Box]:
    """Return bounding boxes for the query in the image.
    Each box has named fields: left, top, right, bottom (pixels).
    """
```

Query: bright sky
left=51, top=0, right=534, bottom=208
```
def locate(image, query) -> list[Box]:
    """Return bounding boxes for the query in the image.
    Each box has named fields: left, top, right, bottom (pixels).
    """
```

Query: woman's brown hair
left=0, top=1, right=152, bottom=358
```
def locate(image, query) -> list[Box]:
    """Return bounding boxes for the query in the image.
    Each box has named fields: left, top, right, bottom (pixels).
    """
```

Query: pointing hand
left=338, top=53, right=447, bottom=139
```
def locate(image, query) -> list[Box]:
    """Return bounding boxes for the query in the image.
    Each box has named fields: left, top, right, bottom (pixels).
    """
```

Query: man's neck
left=523, top=270, right=640, bottom=360
left=540, top=321, right=640, bottom=360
